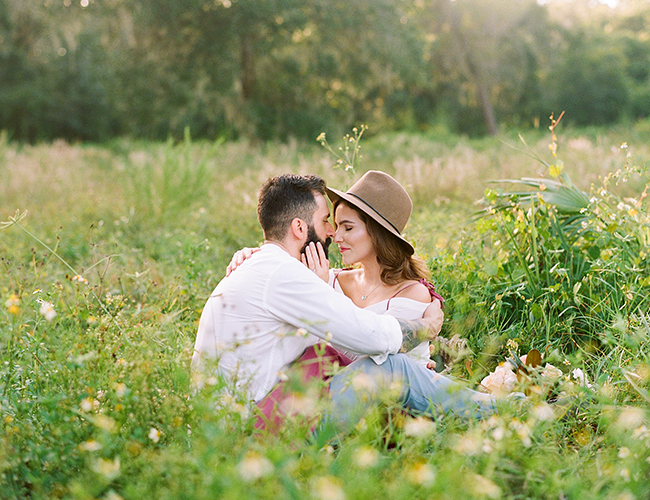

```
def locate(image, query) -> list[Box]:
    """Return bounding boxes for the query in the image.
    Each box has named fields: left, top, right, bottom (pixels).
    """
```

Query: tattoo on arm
left=398, top=319, right=427, bottom=352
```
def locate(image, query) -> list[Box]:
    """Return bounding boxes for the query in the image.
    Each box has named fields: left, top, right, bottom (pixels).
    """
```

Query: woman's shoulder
left=335, top=268, right=362, bottom=283
left=393, top=280, right=432, bottom=303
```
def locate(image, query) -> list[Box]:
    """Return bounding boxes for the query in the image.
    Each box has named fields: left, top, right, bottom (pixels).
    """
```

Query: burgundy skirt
left=254, top=343, right=353, bottom=432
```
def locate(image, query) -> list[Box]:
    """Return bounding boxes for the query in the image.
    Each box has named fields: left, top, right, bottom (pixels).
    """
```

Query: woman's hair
left=335, top=200, right=430, bottom=285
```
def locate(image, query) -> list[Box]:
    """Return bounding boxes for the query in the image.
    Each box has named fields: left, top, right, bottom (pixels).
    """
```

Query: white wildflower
left=404, top=416, right=436, bottom=438
left=470, top=474, right=501, bottom=499
left=352, top=446, right=380, bottom=469
left=406, top=462, right=436, bottom=486
left=148, top=427, right=161, bottom=443
left=237, top=452, right=274, bottom=482
left=79, top=440, right=102, bottom=452
left=571, top=368, right=593, bottom=388
left=72, top=274, right=89, bottom=285
left=311, top=476, right=346, bottom=500
left=532, top=403, right=556, bottom=422
left=92, top=457, right=121, bottom=480
left=39, top=301, right=57, bottom=321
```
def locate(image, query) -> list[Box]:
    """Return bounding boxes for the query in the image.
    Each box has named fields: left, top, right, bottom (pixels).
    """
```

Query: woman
left=227, top=171, right=453, bottom=431
left=312, top=170, right=444, bottom=367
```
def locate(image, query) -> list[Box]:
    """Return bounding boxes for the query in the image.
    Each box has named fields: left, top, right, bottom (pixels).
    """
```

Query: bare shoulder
left=336, top=268, right=361, bottom=285
left=395, top=280, right=432, bottom=303
left=334, top=268, right=361, bottom=296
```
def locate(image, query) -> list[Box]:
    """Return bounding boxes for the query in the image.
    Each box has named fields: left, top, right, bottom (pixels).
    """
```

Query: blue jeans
left=325, top=353, right=496, bottom=431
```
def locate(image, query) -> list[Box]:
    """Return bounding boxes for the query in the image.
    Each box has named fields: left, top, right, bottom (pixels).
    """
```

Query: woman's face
left=333, top=203, right=376, bottom=266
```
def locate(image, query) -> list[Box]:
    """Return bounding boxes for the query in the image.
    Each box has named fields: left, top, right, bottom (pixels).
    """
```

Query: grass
left=1, top=123, right=650, bottom=499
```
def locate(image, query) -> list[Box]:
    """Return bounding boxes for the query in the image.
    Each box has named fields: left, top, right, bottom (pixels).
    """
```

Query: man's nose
left=326, top=222, right=335, bottom=238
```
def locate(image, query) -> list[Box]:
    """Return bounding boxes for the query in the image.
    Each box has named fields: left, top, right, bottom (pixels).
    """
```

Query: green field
left=2, top=124, right=650, bottom=499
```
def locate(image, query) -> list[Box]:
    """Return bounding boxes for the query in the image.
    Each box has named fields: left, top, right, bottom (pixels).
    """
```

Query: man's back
left=192, top=244, right=402, bottom=402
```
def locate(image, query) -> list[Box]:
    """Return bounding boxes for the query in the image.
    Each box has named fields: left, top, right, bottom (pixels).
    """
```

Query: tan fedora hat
left=326, top=170, right=414, bottom=254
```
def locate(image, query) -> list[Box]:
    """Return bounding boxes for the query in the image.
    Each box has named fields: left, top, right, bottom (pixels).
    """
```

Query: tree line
left=1, top=0, right=649, bottom=142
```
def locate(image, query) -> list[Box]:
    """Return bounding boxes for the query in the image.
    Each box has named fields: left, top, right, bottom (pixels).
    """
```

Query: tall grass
left=1, top=124, right=650, bottom=499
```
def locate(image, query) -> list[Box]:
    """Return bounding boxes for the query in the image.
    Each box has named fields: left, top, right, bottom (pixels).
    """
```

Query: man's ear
left=289, top=218, right=307, bottom=241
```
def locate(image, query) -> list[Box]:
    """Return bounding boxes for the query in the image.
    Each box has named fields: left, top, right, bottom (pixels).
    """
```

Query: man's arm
left=398, top=299, right=444, bottom=351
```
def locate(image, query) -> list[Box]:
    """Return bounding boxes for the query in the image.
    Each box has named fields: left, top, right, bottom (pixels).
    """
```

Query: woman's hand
left=301, top=241, right=330, bottom=282
left=225, top=247, right=261, bottom=276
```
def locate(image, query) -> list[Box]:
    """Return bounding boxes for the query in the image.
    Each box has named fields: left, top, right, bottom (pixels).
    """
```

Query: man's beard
left=300, top=225, right=331, bottom=259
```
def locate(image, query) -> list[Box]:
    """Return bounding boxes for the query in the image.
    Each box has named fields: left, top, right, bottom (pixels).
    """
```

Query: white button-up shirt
left=192, top=243, right=402, bottom=402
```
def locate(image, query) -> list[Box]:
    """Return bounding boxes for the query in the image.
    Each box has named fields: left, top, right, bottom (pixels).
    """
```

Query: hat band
left=348, top=193, right=402, bottom=235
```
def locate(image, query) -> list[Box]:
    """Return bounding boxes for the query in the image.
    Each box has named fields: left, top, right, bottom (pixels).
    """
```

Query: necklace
left=361, top=281, right=382, bottom=300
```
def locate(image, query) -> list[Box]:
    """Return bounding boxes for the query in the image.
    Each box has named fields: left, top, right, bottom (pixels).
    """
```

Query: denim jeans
left=325, top=353, right=497, bottom=430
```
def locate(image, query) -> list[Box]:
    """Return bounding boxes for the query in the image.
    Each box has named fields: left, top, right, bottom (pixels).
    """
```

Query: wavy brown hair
left=335, top=200, right=430, bottom=285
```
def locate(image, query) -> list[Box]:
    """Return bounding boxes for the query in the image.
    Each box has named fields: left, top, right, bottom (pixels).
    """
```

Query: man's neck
left=264, top=240, right=299, bottom=260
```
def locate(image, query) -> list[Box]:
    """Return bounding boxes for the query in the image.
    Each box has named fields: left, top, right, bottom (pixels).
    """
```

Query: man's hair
left=257, top=174, right=327, bottom=241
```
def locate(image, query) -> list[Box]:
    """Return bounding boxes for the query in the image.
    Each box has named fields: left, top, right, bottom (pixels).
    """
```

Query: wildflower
left=621, top=142, right=628, bottom=149
left=452, top=432, right=482, bottom=456
left=532, top=403, right=556, bottom=422
left=352, top=446, right=380, bottom=468
left=72, top=274, right=89, bottom=285
left=237, top=452, right=274, bottom=482
left=406, top=462, right=436, bottom=486
left=541, top=363, right=562, bottom=379
left=316, top=132, right=326, bottom=143
left=5, top=294, right=20, bottom=315
left=79, top=440, right=102, bottom=452
left=80, top=398, right=95, bottom=412
left=510, top=419, right=532, bottom=447
left=351, top=373, right=377, bottom=392
left=469, top=474, right=501, bottom=499
left=616, top=407, right=645, bottom=430
left=92, top=457, right=121, bottom=480
left=148, top=427, right=161, bottom=443
left=403, top=416, right=436, bottom=438
left=618, top=447, right=630, bottom=459
left=480, top=363, right=517, bottom=396
left=94, top=415, right=117, bottom=432
left=39, top=301, right=57, bottom=321
left=312, top=476, right=346, bottom=500
left=491, top=426, right=505, bottom=441
left=633, top=425, right=650, bottom=440
left=571, top=368, right=593, bottom=388
left=114, top=383, right=128, bottom=398
left=505, top=339, right=519, bottom=352
left=104, top=491, right=124, bottom=500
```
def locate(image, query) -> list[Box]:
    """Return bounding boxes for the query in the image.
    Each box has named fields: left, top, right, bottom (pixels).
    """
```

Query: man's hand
left=300, top=241, right=329, bottom=282
left=398, top=299, right=443, bottom=352
left=422, top=299, right=443, bottom=340
left=225, top=247, right=260, bottom=277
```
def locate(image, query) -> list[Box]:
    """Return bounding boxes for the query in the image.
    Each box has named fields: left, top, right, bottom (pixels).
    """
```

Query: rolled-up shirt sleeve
left=265, top=262, right=402, bottom=356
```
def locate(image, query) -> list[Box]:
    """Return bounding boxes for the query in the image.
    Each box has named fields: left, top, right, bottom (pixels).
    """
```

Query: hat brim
left=326, top=187, right=415, bottom=255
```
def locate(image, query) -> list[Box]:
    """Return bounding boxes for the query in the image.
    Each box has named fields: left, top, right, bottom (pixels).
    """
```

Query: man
left=192, top=174, right=495, bottom=431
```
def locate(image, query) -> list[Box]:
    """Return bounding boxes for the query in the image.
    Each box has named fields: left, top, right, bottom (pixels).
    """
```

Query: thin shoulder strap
left=332, top=269, right=343, bottom=289
left=331, top=267, right=353, bottom=289
left=386, top=279, right=446, bottom=311
left=386, top=282, right=419, bottom=310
